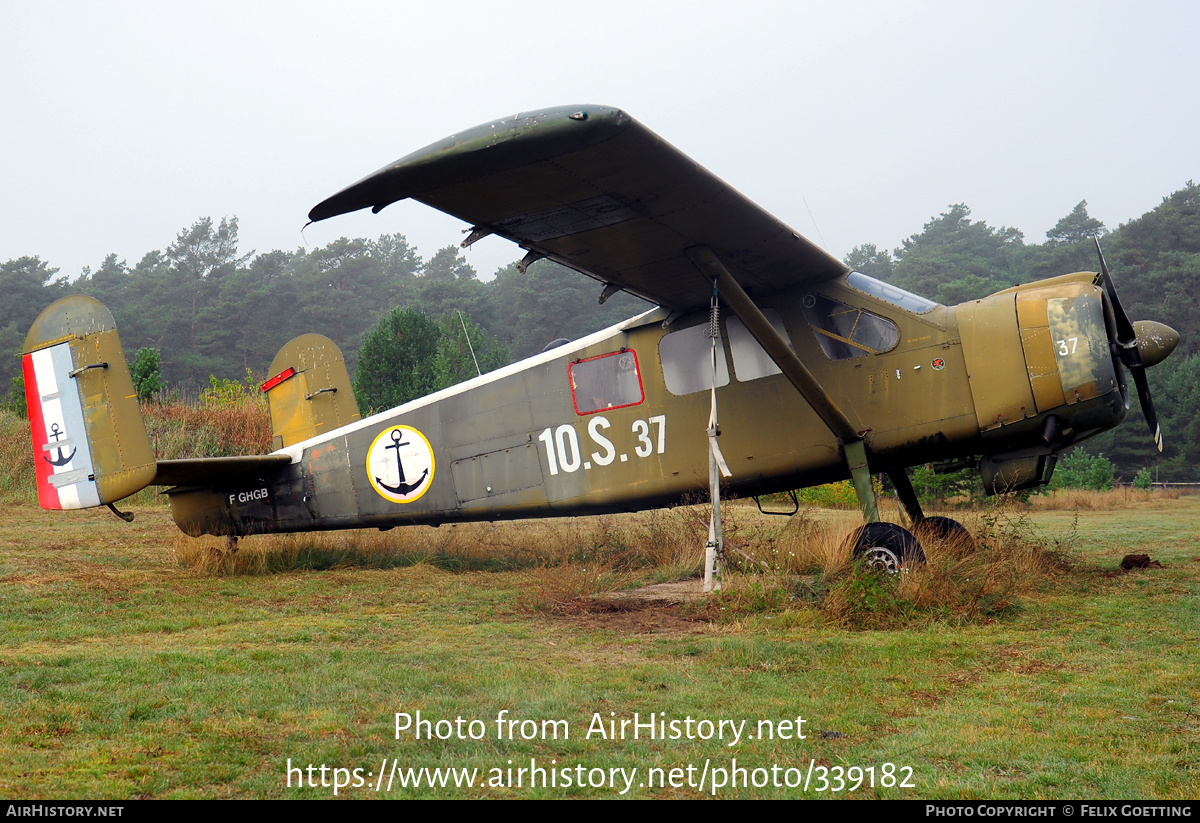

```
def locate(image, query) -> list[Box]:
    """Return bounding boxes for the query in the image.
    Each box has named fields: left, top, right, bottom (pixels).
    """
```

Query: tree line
left=0, top=218, right=648, bottom=391
left=2, top=183, right=1198, bottom=479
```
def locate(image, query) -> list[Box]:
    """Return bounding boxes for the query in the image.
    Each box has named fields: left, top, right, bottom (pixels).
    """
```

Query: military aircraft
left=21, top=105, right=1179, bottom=571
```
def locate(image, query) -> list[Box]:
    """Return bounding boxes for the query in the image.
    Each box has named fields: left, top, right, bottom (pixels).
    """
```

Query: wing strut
left=704, top=278, right=731, bottom=593
left=684, top=246, right=880, bottom=523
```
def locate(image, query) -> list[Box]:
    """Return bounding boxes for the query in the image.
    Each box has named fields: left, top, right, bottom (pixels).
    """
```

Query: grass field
left=0, top=488, right=1197, bottom=799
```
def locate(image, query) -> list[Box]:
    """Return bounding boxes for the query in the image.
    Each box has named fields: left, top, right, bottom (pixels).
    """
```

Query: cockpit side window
left=801, top=293, right=899, bottom=361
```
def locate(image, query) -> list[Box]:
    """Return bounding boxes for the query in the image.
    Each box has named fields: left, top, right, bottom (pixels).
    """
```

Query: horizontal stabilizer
left=153, top=455, right=294, bottom=487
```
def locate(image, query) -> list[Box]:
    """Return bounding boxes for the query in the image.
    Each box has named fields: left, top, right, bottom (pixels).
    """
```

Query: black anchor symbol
left=43, top=423, right=76, bottom=467
left=374, top=429, right=428, bottom=496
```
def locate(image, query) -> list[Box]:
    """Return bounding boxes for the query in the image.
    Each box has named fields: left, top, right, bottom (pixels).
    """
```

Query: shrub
left=130, top=348, right=163, bottom=403
left=1050, top=449, right=1115, bottom=491
left=0, top=410, right=34, bottom=500
left=199, top=369, right=261, bottom=407
left=793, top=480, right=859, bottom=509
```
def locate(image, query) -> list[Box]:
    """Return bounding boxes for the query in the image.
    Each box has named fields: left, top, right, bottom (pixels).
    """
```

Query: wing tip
left=307, top=105, right=630, bottom=224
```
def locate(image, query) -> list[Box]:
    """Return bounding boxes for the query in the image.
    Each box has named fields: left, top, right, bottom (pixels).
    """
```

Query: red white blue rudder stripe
left=23, top=343, right=101, bottom=510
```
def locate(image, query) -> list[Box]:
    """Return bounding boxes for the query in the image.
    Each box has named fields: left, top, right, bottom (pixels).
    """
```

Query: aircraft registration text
left=537, top=415, right=666, bottom=476
left=228, top=488, right=270, bottom=505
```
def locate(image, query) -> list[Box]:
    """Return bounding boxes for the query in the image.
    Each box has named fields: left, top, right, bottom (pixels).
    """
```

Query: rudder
left=261, top=334, right=359, bottom=449
left=23, top=296, right=156, bottom=509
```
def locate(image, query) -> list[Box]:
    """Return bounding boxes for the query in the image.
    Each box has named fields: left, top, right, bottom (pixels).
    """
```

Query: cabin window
left=726, top=310, right=791, bottom=382
left=801, top=293, right=899, bottom=360
left=570, top=350, right=644, bottom=415
left=659, top=323, right=730, bottom=395
left=846, top=271, right=938, bottom=314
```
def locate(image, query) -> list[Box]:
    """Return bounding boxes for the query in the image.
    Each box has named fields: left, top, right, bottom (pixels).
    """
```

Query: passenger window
left=801, top=293, right=899, bottom=360
left=570, top=350, right=644, bottom=415
left=659, top=323, right=730, bottom=396
left=727, top=310, right=790, bottom=382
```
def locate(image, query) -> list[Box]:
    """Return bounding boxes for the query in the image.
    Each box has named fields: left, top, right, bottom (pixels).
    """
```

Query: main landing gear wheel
left=913, top=516, right=976, bottom=555
left=844, top=522, right=925, bottom=573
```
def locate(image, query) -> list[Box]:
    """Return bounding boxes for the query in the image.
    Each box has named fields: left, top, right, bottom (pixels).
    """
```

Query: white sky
left=2, top=0, right=1198, bottom=282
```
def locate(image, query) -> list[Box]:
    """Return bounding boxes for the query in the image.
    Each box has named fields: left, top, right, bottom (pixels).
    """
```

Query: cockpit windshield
left=846, top=271, right=938, bottom=314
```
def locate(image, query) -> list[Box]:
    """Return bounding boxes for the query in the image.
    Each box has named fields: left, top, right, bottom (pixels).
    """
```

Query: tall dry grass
left=0, top=391, right=1108, bottom=632
left=136, top=484, right=1091, bottom=631
left=172, top=504, right=715, bottom=615
left=143, top=397, right=271, bottom=459
left=520, top=505, right=714, bottom=612
left=764, top=508, right=861, bottom=576
left=174, top=506, right=711, bottom=578
left=1029, top=486, right=1182, bottom=510
left=817, top=506, right=1075, bottom=629
left=171, top=489, right=1083, bottom=631
left=0, top=411, right=35, bottom=500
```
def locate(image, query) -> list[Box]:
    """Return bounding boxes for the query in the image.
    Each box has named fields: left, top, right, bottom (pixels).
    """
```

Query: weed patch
left=519, top=564, right=644, bottom=614
left=817, top=507, right=1076, bottom=629
left=680, top=503, right=1082, bottom=630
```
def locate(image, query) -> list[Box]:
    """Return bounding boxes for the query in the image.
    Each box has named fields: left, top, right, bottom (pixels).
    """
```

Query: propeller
left=1094, top=237, right=1162, bottom=452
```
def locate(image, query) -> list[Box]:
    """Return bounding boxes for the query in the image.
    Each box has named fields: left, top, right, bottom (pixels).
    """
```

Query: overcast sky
left=3, top=1, right=1198, bottom=282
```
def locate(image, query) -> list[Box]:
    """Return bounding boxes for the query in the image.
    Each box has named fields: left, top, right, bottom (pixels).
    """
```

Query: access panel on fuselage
left=958, top=295, right=1036, bottom=432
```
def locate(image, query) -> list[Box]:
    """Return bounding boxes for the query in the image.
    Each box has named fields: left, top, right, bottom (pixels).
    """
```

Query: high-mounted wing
left=309, top=105, right=847, bottom=312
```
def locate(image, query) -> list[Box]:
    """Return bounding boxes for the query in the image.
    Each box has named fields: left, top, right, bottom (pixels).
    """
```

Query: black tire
left=844, top=522, right=925, bottom=573
left=913, top=516, right=976, bottom=556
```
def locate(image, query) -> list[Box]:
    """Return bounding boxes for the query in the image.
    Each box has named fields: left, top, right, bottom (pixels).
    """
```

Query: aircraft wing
left=308, top=105, right=848, bottom=311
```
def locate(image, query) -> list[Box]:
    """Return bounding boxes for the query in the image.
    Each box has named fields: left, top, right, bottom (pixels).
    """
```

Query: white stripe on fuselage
left=277, top=306, right=670, bottom=463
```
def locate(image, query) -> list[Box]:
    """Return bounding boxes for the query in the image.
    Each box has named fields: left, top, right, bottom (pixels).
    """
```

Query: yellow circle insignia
left=366, top=425, right=436, bottom=504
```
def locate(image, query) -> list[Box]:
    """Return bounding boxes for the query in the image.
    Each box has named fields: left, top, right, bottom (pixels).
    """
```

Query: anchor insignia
left=43, top=423, right=76, bottom=467
left=374, top=428, right=429, bottom=496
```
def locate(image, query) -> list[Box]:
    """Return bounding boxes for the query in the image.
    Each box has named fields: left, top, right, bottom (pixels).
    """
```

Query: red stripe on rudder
left=22, top=353, right=60, bottom=510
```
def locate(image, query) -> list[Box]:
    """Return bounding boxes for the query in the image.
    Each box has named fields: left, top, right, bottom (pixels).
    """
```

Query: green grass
left=0, top=494, right=1197, bottom=798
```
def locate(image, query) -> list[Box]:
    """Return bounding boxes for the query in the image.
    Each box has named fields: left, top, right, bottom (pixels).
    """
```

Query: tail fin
left=261, top=334, right=359, bottom=449
left=23, top=296, right=156, bottom=509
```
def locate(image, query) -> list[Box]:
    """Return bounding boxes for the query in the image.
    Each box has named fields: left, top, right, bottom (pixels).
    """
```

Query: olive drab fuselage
left=166, top=271, right=1126, bottom=538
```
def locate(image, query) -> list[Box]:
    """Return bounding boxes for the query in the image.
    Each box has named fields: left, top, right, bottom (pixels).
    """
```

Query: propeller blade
left=1095, top=236, right=1163, bottom=450
left=1130, top=366, right=1163, bottom=453
left=1094, top=236, right=1137, bottom=346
